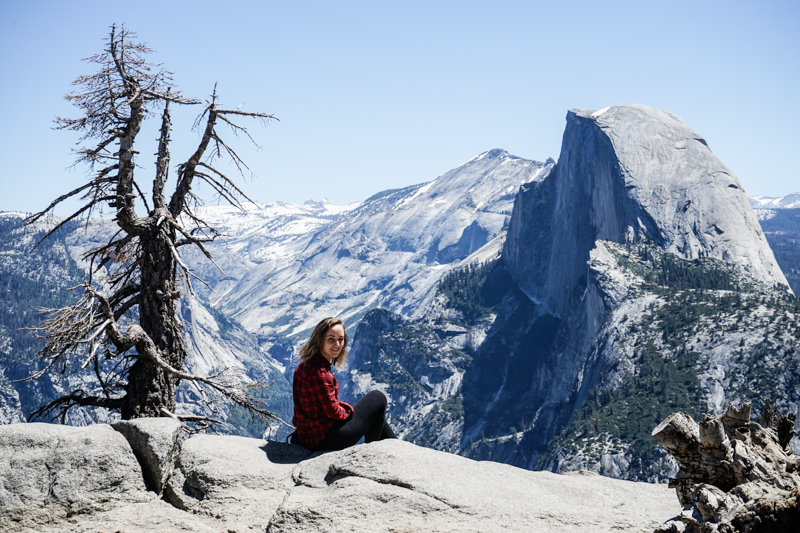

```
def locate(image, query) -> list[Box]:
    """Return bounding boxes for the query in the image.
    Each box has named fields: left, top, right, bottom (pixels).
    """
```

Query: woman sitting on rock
left=292, top=317, right=396, bottom=451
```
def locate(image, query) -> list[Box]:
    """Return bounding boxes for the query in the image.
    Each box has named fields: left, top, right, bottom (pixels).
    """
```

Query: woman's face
left=320, top=323, right=346, bottom=362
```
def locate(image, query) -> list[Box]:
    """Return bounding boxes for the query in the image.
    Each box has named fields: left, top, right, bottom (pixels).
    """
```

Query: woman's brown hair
left=298, top=317, right=349, bottom=368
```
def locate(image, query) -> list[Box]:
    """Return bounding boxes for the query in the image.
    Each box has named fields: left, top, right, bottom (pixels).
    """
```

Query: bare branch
left=113, top=295, right=140, bottom=321
left=175, top=236, right=214, bottom=247
left=217, top=109, right=279, bottom=121
left=80, top=319, right=111, bottom=369
left=169, top=105, right=217, bottom=217
left=165, top=233, right=201, bottom=295
left=24, top=173, right=112, bottom=227
left=174, top=414, right=224, bottom=424
left=13, top=352, right=62, bottom=383
left=108, top=284, right=141, bottom=310
left=27, top=201, right=96, bottom=251
left=75, top=137, right=118, bottom=166
left=216, top=110, right=278, bottom=147
left=159, top=407, right=193, bottom=432
left=85, top=231, right=135, bottom=272
left=196, top=171, right=241, bottom=206
left=196, top=161, right=256, bottom=204
left=27, top=26, right=279, bottom=429
left=93, top=354, right=113, bottom=399
left=141, top=88, right=200, bottom=106
left=169, top=219, right=224, bottom=273
left=132, top=179, right=151, bottom=213
left=28, top=390, right=123, bottom=423
left=208, top=132, right=250, bottom=177
left=153, top=96, right=172, bottom=209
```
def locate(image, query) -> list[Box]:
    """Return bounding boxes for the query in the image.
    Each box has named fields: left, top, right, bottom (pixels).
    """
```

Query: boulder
left=0, top=423, right=151, bottom=531
left=22, top=499, right=225, bottom=533
left=653, top=401, right=800, bottom=532
left=0, top=422, right=681, bottom=532
left=112, top=417, right=184, bottom=495
left=164, top=433, right=309, bottom=532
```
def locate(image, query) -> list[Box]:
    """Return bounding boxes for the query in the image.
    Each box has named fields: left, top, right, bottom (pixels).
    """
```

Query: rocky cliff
left=0, top=419, right=679, bottom=532
left=472, top=104, right=793, bottom=465
left=487, top=105, right=794, bottom=472
left=505, top=104, right=788, bottom=319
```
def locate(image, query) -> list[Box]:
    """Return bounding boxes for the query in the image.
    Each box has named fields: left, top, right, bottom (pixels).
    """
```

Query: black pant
left=313, top=390, right=396, bottom=451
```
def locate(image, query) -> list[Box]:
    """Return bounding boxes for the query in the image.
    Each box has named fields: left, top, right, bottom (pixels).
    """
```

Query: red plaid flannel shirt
left=292, top=354, right=354, bottom=449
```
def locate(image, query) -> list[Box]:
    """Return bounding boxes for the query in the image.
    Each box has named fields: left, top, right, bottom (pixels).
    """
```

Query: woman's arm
left=315, top=370, right=352, bottom=420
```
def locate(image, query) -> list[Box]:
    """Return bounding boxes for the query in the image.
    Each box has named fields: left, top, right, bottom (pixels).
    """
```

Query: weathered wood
left=653, top=413, right=701, bottom=451
left=699, top=415, right=727, bottom=449
left=654, top=402, right=800, bottom=533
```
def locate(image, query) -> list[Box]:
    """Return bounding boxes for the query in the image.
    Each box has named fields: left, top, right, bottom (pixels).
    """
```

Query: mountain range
left=1, top=104, right=798, bottom=482
left=341, top=105, right=800, bottom=480
left=750, top=193, right=800, bottom=210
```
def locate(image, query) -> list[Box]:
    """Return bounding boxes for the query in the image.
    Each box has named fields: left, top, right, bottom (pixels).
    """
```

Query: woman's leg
left=358, top=390, right=394, bottom=443
left=379, top=420, right=396, bottom=440
left=314, top=391, right=396, bottom=451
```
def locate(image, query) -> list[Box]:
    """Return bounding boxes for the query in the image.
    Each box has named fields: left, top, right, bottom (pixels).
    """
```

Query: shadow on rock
left=261, top=440, right=312, bottom=464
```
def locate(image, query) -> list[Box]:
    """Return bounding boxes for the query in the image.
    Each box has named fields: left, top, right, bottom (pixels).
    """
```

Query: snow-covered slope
left=749, top=193, right=800, bottom=210
left=749, top=193, right=800, bottom=222
left=203, top=149, right=553, bottom=338
left=0, top=212, right=293, bottom=433
left=181, top=200, right=356, bottom=301
left=0, top=369, right=24, bottom=424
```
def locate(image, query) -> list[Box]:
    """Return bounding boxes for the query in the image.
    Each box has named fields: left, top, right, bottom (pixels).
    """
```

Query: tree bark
left=121, top=215, right=184, bottom=418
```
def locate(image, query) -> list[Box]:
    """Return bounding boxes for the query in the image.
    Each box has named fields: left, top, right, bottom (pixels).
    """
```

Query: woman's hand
left=340, top=401, right=355, bottom=418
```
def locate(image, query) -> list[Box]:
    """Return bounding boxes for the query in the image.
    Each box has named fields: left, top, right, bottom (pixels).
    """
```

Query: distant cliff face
left=504, top=105, right=789, bottom=319
left=461, top=105, right=798, bottom=476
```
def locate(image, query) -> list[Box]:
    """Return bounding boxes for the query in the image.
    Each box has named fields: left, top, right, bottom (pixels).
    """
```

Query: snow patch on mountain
left=749, top=193, right=800, bottom=210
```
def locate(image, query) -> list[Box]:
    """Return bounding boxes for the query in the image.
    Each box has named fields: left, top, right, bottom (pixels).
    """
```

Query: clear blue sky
left=1, top=0, right=798, bottom=215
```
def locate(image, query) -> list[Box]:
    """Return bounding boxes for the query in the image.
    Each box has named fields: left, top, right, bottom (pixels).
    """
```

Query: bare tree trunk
left=122, top=219, right=184, bottom=418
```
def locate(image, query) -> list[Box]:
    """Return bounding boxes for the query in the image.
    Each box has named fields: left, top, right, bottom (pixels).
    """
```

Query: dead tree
left=652, top=400, right=800, bottom=532
left=21, top=25, right=278, bottom=429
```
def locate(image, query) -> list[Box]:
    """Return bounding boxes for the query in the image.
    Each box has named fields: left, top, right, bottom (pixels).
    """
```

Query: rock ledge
left=0, top=421, right=679, bottom=532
